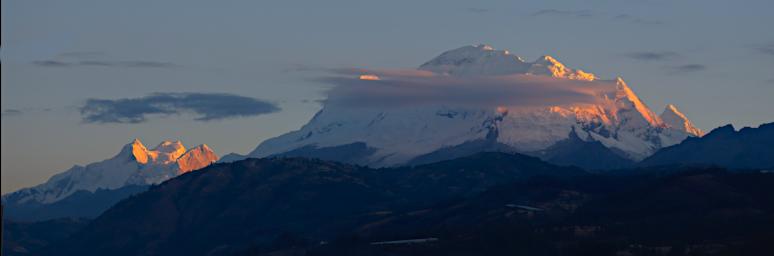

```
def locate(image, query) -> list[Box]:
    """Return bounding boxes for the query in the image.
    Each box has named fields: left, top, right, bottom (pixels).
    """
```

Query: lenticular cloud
left=317, top=68, right=617, bottom=109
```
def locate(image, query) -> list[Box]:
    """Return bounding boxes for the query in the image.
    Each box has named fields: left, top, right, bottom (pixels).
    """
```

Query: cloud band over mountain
left=80, top=92, right=280, bottom=124
left=316, top=68, right=615, bottom=109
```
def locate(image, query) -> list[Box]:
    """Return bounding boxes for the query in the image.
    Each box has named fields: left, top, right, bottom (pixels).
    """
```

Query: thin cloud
left=612, top=14, right=662, bottom=25
left=282, top=64, right=320, bottom=73
left=327, top=67, right=435, bottom=78
left=80, top=92, right=280, bottom=124
left=282, top=65, right=436, bottom=79
left=530, top=10, right=661, bottom=25
left=58, top=51, right=106, bottom=58
left=626, top=51, right=679, bottom=61
left=77, top=60, right=178, bottom=68
left=1, top=109, right=23, bottom=117
left=531, top=9, right=594, bottom=18
left=466, top=8, right=490, bottom=14
left=667, top=64, right=707, bottom=74
left=34, top=51, right=178, bottom=68
left=32, top=60, right=72, bottom=67
left=33, top=60, right=178, bottom=68
left=754, top=43, right=774, bottom=56
left=316, top=68, right=617, bottom=109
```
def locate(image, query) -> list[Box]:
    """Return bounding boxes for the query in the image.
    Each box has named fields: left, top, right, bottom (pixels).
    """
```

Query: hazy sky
left=2, top=0, right=774, bottom=193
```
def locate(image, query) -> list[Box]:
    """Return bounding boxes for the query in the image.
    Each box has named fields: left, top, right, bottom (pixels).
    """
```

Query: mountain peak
left=612, top=77, right=661, bottom=127
left=153, top=140, right=185, bottom=152
left=660, top=104, right=704, bottom=136
left=183, top=144, right=215, bottom=156
left=121, top=138, right=150, bottom=164
left=527, top=55, right=596, bottom=81
left=148, top=140, right=187, bottom=163
left=418, top=44, right=529, bottom=76
left=177, top=144, right=219, bottom=173
left=704, top=124, right=736, bottom=138
left=418, top=44, right=596, bottom=80
left=535, top=55, right=560, bottom=64
left=473, top=44, right=494, bottom=51
left=194, top=144, right=212, bottom=151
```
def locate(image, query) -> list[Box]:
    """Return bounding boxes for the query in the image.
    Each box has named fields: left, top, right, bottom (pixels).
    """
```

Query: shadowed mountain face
left=49, top=153, right=584, bottom=256
left=307, top=171, right=774, bottom=256
left=640, top=122, right=774, bottom=169
left=535, top=129, right=634, bottom=170
left=3, top=185, right=148, bottom=221
left=2, top=218, right=89, bottom=256
left=276, top=128, right=634, bottom=171
left=274, top=142, right=379, bottom=166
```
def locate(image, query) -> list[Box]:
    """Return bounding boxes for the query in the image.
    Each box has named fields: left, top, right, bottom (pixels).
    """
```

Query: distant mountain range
left=2, top=185, right=148, bottom=222
left=29, top=153, right=774, bottom=256
left=3, top=218, right=89, bottom=256
left=3, top=120, right=773, bottom=254
left=4, top=121, right=768, bottom=224
left=2, top=139, right=218, bottom=221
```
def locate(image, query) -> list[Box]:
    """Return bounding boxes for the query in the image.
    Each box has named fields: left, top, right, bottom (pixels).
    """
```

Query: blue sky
left=2, top=0, right=774, bottom=193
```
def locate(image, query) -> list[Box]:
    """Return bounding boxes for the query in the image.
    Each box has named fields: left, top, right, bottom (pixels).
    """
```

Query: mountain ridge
left=640, top=122, right=774, bottom=169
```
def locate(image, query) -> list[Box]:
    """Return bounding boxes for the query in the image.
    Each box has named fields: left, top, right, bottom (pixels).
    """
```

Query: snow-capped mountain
left=248, top=44, right=703, bottom=167
left=3, top=139, right=218, bottom=205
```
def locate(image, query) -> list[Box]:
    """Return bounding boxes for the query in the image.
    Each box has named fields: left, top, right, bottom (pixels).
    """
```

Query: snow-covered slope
left=660, top=104, right=704, bottom=137
left=3, top=139, right=218, bottom=205
left=418, top=45, right=596, bottom=81
left=248, top=44, right=702, bottom=166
